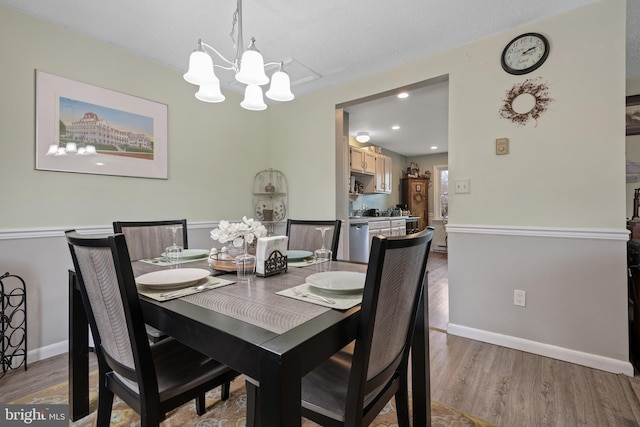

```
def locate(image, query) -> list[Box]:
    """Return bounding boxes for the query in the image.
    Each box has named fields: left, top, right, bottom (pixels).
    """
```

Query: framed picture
left=35, top=70, right=168, bottom=179
left=627, top=95, right=640, bottom=136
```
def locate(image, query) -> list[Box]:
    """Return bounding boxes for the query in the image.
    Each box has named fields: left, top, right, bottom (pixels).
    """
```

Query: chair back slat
left=113, top=220, right=188, bottom=261
left=367, top=242, right=428, bottom=379
left=347, top=228, right=433, bottom=414
left=67, top=231, right=157, bottom=397
left=286, top=220, right=341, bottom=260
left=73, top=244, right=136, bottom=371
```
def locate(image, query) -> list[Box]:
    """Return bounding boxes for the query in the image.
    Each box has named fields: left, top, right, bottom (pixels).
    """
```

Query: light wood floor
left=2, top=252, right=640, bottom=426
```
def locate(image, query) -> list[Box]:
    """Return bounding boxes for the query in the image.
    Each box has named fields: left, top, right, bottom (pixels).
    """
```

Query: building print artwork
left=60, top=99, right=154, bottom=159
left=36, top=71, right=168, bottom=179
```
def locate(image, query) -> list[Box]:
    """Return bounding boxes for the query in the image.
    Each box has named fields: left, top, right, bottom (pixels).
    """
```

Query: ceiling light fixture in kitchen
left=183, top=0, right=294, bottom=111
left=355, top=132, right=371, bottom=143
left=391, top=125, right=400, bottom=130
left=398, top=93, right=409, bottom=99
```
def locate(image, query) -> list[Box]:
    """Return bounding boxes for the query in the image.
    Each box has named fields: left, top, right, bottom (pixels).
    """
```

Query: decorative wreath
left=499, top=78, right=553, bottom=126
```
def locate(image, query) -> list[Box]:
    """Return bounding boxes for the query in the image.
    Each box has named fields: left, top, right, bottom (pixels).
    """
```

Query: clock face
left=501, top=33, right=549, bottom=75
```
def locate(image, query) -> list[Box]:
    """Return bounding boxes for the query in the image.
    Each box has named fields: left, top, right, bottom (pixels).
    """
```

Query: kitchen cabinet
left=368, top=219, right=391, bottom=249
left=390, top=219, right=406, bottom=236
left=350, top=146, right=376, bottom=175
left=374, top=154, right=392, bottom=194
left=401, top=178, right=429, bottom=231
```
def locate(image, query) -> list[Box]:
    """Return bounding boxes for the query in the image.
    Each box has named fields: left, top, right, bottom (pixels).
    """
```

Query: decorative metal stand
left=253, top=168, right=288, bottom=236
left=0, top=272, right=27, bottom=380
left=257, top=250, right=288, bottom=277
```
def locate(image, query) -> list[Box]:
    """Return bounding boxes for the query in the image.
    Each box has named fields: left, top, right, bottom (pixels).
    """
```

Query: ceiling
left=1, top=0, right=637, bottom=157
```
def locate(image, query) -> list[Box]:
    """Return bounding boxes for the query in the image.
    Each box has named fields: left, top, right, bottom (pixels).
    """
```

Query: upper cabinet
left=350, top=146, right=376, bottom=175
left=374, top=154, right=392, bottom=194
left=349, top=146, right=393, bottom=194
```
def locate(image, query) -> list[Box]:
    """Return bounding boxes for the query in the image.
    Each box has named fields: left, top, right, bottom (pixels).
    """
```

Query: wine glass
left=165, top=225, right=183, bottom=268
left=314, top=227, right=332, bottom=272
left=236, top=232, right=256, bottom=282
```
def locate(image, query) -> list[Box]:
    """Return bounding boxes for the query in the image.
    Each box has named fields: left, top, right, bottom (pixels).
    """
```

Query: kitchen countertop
left=348, top=216, right=419, bottom=223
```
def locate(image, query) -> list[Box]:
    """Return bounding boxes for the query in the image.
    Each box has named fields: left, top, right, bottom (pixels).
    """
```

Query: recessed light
left=397, top=93, right=409, bottom=99
left=391, top=125, right=400, bottom=130
left=96, top=162, right=105, bottom=166
left=430, top=146, right=438, bottom=150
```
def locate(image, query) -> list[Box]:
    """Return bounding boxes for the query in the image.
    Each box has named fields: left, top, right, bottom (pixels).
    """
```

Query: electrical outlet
left=514, top=290, right=526, bottom=307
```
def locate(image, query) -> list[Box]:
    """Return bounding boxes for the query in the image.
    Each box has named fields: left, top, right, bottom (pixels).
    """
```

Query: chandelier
left=183, top=0, right=294, bottom=111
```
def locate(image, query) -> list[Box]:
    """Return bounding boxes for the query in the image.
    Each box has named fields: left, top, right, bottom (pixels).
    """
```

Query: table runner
left=184, top=278, right=330, bottom=334
left=133, top=259, right=365, bottom=335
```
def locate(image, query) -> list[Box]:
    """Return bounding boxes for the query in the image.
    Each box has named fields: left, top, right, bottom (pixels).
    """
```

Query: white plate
left=161, top=248, right=209, bottom=260
left=306, top=271, right=366, bottom=293
left=255, top=201, right=268, bottom=220
left=136, top=268, right=210, bottom=289
left=273, top=200, right=286, bottom=221
left=287, top=250, right=313, bottom=261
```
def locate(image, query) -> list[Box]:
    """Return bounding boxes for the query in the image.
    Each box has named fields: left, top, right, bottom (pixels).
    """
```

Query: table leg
left=69, top=270, right=90, bottom=421
left=259, top=353, right=301, bottom=427
left=411, top=271, right=431, bottom=427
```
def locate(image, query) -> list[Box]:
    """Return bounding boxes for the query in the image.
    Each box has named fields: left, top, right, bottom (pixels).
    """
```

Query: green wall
left=0, top=5, right=271, bottom=228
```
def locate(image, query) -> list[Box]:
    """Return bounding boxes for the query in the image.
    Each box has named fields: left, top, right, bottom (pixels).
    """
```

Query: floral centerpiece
left=210, top=216, right=268, bottom=250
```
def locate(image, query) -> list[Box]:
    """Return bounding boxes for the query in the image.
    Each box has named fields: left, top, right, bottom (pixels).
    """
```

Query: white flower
left=210, top=216, right=268, bottom=248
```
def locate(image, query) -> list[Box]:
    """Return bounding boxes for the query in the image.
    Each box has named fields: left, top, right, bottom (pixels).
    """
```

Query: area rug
left=12, top=372, right=497, bottom=426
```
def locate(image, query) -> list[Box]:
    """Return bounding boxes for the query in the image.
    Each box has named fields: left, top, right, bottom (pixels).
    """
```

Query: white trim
left=27, top=340, right=69, bottom=363
left=446, top=224, right=629, bottom=240
left=447, top=323, right=634, bottom=376
left=0, top=221, right=221, bottom=241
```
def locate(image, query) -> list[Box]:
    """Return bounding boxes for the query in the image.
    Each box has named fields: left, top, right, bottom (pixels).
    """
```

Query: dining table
left=68, top=257, right=432, bottom=426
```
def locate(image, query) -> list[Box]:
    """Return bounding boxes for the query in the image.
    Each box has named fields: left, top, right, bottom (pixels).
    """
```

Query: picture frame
left=35, top=70, right=168, bottom=179
left=627, top=95, right=640, bottom=136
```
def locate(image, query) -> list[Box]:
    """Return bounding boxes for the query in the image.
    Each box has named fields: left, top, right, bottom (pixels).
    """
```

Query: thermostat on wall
left=496, top=138, right=509, bottom=155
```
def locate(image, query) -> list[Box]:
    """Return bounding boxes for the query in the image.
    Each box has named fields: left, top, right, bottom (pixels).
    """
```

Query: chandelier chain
left=230, top=7, right=238, bottom=49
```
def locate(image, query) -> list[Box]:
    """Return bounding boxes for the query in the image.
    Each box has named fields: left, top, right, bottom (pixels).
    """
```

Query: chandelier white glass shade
left=355, top=132, right=371, bottom=143
left=183, top=0, right=294, bottom=111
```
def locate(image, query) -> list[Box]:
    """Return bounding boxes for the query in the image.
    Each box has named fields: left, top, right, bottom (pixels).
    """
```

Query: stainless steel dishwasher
left=349, top=221, right=370, bottom=263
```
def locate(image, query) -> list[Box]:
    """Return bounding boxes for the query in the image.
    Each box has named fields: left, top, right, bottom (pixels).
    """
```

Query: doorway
left=334, top=75, right=450, bottom=330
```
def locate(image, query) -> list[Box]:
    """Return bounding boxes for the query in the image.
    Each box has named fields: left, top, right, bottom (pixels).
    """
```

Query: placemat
left=137, top=276, right=234, bottom=301
left=277, top=283, right=362, bottom=310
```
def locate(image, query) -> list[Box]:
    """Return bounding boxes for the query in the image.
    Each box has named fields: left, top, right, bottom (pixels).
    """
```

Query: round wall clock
left=501, top=32, right=550, bottom=75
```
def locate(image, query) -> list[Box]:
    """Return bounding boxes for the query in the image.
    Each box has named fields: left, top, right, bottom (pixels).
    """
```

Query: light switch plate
left=455, top=179, right=470, bottom=194
left=496, top=138, right=509, bottom=155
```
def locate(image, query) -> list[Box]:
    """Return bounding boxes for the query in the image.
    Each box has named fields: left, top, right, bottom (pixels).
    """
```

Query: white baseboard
left=447, top=323, right=635, bottom=376
left=27, top=340, right=69, bottom=363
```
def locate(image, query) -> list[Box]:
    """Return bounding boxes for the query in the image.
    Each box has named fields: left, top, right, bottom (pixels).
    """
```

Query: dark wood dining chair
left=286, top=219, right=341, bottom=260
left=297, top=227, right=434, bottom=426
left=113, top=219, right=188, bottom=261
left=66, top=230, right=239, bottom=427
left=113, top=219, right=189, bottom=343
